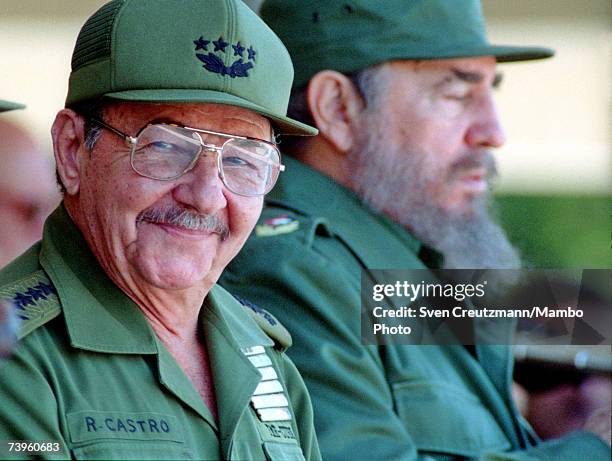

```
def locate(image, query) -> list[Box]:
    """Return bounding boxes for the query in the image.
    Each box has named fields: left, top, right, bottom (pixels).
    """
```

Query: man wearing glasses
left=0, top=1, right=320, bottom=460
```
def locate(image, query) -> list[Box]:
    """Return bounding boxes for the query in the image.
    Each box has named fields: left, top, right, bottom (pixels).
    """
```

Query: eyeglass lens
left=131, top=125, right=280, bottom=196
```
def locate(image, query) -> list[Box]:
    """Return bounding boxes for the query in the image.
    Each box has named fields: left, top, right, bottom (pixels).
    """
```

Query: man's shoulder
left=0, top=243, right=61, bottom=340
left=232, top=293, right=292, bottom=351
left=249, top=202, right=332, bottom=249
left=0, top=242, right=43, bottom=286
left=223, top=202, right=341, bottom=288
left=210, top=285, right=293, bottom=352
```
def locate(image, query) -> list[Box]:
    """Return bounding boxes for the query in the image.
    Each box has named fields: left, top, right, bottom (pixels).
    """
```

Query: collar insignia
left=255, top=215, right=299, bottom=237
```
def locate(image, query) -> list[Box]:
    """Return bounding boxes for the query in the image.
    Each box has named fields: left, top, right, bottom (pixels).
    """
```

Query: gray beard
left=348, top=130, right=522, bottom=270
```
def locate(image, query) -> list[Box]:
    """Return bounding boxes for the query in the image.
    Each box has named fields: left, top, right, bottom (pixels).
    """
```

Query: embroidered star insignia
left=193, top=36, right=209, bottom=51
left=232, top=41, right=245, bottom=57
left=213, top=36, right=229, bottom=52
left=247, top=46, right=256, bottom=61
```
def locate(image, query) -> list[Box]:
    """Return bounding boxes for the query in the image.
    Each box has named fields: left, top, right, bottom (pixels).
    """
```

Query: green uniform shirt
left=221, top=155, right=609, bottom=461
left=0, top=206, right=320, bottom=461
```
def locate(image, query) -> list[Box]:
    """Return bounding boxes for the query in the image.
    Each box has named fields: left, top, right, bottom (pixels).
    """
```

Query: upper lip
left=458, top=167, right=487, bottom=180
left=146, top=221, right=222, bottom=238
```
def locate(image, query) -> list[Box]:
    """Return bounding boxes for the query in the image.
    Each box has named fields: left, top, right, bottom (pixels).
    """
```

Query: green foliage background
left=496, top=195, right=611, bottom=268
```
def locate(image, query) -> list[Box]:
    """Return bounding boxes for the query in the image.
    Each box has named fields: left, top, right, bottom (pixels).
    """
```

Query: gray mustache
left=451, top=150, right=497, bottom=179
left=137, top=206, right=229, bottom=240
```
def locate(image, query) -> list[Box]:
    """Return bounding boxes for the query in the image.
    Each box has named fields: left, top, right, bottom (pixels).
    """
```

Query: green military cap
left=66, top=0, right=316, bottom=136
left=0, top=100, right=25, bottom=113
left=260, top=0, right=555, bottom=89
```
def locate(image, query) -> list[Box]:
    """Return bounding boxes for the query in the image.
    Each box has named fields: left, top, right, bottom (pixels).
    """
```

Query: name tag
left=257, top=421, right=297, bottom=443
left=67, top=411, right=185, bottom=444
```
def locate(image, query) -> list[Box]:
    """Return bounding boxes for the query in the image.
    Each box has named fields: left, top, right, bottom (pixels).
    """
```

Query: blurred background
left=1, top=0, right=610, bottom=441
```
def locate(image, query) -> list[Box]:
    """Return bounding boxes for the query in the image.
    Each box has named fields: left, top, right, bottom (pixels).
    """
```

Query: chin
left=440, top=199, right=474, bottom=216
left=441, top=189, right=488, bottom=216
left=135, top=258, right=214, bottom=291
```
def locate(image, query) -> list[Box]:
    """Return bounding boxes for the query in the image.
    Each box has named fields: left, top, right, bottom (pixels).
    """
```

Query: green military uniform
left=0, top=206, right=320, bottom=461
left=221, top=156, right=609, bottom=460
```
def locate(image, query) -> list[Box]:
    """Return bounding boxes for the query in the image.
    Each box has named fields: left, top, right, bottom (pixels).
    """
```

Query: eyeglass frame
left=89, top=117, right=285, bottom=197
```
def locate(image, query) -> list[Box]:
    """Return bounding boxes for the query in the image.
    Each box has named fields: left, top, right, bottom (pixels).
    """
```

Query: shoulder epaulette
left=233, top=294, right=292, bottom=351
left=0, top=270, right=61, bottom=339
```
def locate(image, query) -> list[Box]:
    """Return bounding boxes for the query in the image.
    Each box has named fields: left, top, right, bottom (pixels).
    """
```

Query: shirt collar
left=202, top=284, right=273, bottom=350
left=268, top=155, right=442, bottom=268
left=39, top=205, right=271, bottom=354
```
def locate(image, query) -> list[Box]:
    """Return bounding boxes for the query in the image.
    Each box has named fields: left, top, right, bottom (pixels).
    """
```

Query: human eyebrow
left=453, top=68, right=503, bottom=89
left=432, top=68, right=483, bottom=91
left=492, top=72, right=503, bottom=89
left=451, top=68, right=485, bottom=84
left=435, top=68, right=503, bottom=91
left=147, top=117, right=182, bottom=126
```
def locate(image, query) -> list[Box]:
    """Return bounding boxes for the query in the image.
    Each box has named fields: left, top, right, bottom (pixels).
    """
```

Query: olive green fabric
left=260, top=0, right=554, bottom=89
left=0, top=206, right=320, bottom=461
left=65, top=0, right=316, bottom=136
left=0, top=100, right=25, bottom=112
left=221, top=156, right=609, bottom=460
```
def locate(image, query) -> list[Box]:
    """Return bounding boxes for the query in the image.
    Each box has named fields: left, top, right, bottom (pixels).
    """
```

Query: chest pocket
left=392, top=381, right=511, bottom=458
left=228, top=439, right=305, bottom=461
left=71, top=442, right=191, bottom=460
left=263, top=441, right=306, bottom=461
left=67, top=411, right=190, bottom=460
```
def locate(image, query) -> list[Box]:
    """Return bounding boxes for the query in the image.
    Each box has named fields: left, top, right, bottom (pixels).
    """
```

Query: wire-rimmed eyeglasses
left=92, top=118, right=285, bottom=197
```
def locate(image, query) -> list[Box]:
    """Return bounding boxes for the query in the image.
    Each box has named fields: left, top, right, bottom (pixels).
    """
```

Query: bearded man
left=220, top=0, right=611, bottom=459
left=0, top=1, right=321, bottom=459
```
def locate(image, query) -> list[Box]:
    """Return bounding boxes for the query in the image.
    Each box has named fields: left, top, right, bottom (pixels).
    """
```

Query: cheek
left=82, top=160, right=173, bottom=242
left=392, top=97, right=468, bottom=157
left=227, top=196, right=262, bottom=241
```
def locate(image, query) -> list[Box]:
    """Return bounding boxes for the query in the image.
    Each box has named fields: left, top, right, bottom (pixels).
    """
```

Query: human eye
left=140, top=140, right=195, bottom=160
left=222, top=153, right=267, bottom=184
left=223, top=155, right=262, bottom=172
left=223, top=156, right=250, bottom=167
left=443, top=92, right=471, bottom=102
left=148, top=140, right=176, bottom=153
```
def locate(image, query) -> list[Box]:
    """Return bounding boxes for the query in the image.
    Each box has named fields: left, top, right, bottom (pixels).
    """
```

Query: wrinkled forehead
left=382, top=56, right=499, bottom=83
left=102, top=101, right=273, bottom=139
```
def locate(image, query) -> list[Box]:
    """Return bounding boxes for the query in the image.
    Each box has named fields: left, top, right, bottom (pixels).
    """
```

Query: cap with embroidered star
left=66, top=0, right=316, bottom=136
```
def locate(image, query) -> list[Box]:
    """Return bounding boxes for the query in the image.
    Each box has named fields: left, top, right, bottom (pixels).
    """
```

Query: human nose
left=464, top=93, right=507, bottom=149
left=171, top=150, right=227, bottom=214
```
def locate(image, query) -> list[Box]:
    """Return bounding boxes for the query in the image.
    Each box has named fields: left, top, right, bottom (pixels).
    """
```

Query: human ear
left=306, top=70, right=366, bottom=154
left=51, top=109, right=86, bottom=196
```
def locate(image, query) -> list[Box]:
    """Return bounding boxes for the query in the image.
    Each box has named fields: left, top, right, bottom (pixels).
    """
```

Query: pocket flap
left=71, top=442, right=190, bottom=460
left=392, top=381, right=511, bottom=457
left=263, top=441, right=306, bottom=461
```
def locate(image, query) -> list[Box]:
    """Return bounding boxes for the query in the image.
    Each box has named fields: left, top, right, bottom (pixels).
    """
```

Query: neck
left=291, top=138, right=353, bottom=189
left=64, top=199, right=210, bottom=342
left=138, top=290, right=203, bottom=344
